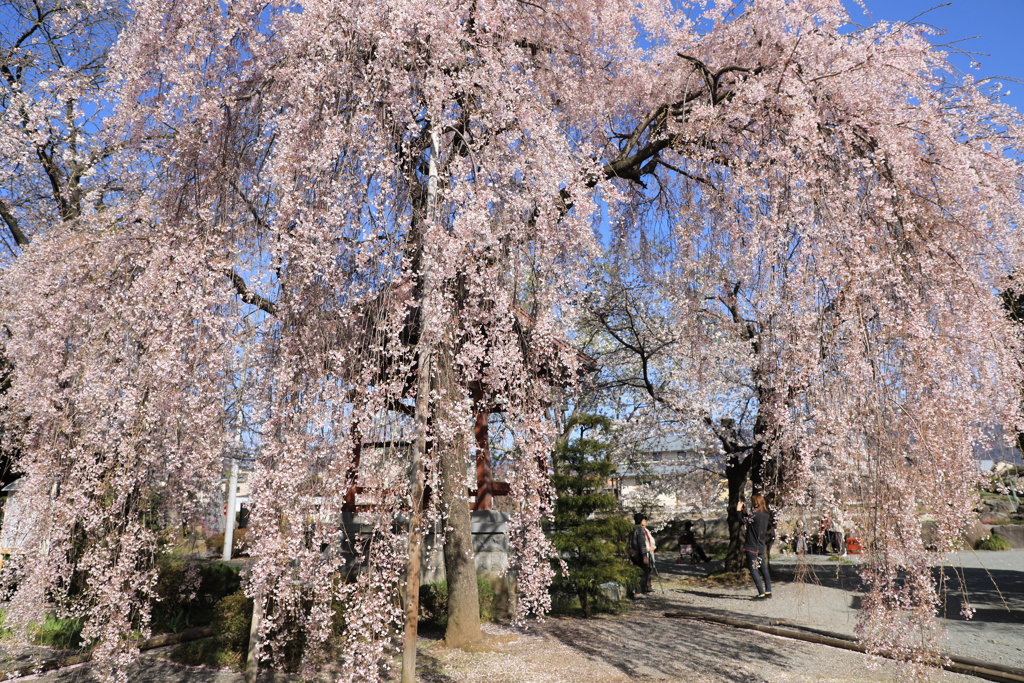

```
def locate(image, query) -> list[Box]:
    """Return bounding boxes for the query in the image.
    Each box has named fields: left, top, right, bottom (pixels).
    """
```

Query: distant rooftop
left=639, top=435, right=697, bottom=454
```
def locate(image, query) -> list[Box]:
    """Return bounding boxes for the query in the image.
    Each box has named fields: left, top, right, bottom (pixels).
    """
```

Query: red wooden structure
left=341, top=305, right=595, bottom=514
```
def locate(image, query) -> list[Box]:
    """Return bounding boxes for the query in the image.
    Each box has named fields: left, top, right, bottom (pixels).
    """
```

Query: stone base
left=992, top=524, right=1024, bottom=549
left=471, top=511, right=514, bottom=620
left=351, top=510, right=517, bottom=618
left=962, top=520, right=990, bottom=549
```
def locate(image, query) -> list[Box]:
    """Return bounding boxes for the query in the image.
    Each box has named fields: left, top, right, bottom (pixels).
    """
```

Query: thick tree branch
left=0, top=199, right=30, bottom=247
left=229, top=270, right=277, bottom=315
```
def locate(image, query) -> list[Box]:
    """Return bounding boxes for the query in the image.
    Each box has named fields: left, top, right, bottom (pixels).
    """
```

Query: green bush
left=418, top=576, right=495, bottom=627
left=213, top=591, right=253, bottom=651
left=170, top=590, right=252, bottom=671
left=976, top=533, right=1012, bottom=551
left=546, top=414, right=639, bottom=617
left=151, top=557, right=241, bottom=633
left=477, top=577, right=495, bottom=623
left=33, top=614, right=83, bottom=649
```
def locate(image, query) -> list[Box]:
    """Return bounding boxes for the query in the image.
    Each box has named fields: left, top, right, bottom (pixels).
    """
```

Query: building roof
left=638, top=434, right=697, bottom=454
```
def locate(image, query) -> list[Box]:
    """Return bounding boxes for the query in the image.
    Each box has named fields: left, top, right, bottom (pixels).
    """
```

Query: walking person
left=794, top=518, right=808, bottom=555
left=830, top=506, right=847, bottom=556
left=739, top=494, right=772, bottom=600
left=818, top=510, right=832, bottom=554
left=628, top=512, right=656, bottom=594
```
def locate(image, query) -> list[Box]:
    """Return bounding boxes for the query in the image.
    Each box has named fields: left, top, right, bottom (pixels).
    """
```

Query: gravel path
left=699, top=549, right=1024, bottom=670
left=15, top=549, right=1024, bottom=682
left=416, top=549, right=1023, bottom=682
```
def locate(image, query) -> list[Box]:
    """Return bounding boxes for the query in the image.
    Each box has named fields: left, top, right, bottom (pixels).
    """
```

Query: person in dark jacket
left=627, top=513, right=656, bottom=594
left=739, top=494, right=772, bottom=599
left=678, top=520, right=709, bottom=563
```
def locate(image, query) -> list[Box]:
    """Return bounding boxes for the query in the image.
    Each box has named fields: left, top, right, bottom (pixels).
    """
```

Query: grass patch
left=976, top=533, right=1012, bottom=551
left=33, top=615, right=84, bottom=649
left=0, top=609, right=83, bottom=649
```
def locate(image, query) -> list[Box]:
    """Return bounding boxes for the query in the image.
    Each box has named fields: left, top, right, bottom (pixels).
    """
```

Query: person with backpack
left=627, top=512, right=656, bottom=594
left=739, top=494, right=772, bottom=600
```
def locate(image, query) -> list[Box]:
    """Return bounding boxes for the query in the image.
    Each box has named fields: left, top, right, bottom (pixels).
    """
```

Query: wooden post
left=244, top=589, right=263, bottom=683
left=401, top=357, right=429, bottom=683
left=473, top=394, right=493, bottom=511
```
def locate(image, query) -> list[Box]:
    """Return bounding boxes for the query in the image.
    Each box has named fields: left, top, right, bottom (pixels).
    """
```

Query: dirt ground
left=13, top=550, right=1024, bottom=682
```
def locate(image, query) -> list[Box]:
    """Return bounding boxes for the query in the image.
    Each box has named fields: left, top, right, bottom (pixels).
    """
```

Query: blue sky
left=849, top=0, right=1024, bottom=113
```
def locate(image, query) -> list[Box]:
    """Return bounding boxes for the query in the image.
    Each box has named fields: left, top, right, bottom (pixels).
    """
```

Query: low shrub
left=151, top=557, right=241, bottom=633
left=170, top=637, right=244, bottom=671
left=213, top=591, right=253, bottom=651
left=418, top=577, right=495, bottom=627
left=170, top=590, right=252, bottom=671
left=976, top=533, right=1012, bottom=551
left=204, top=528, right=249, bottom=556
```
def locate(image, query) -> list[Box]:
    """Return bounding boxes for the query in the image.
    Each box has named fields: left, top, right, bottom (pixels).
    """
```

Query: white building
left=616, top=436, right=725, bottom=515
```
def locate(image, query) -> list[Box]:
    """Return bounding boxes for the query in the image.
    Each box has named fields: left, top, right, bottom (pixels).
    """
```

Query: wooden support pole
left=473, top=393, right=492, bottom=511
left=402, top=340, right=431, bottom=683
left=244, top=590, right=263, bottom=683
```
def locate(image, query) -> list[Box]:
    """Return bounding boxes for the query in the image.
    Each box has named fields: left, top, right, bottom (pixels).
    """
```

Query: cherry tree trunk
left=724, top=453, right=752, bottom=573
left=439, top=439, right=481, bottom=647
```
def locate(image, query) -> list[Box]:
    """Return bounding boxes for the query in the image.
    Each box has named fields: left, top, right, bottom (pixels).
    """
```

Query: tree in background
left=0, top=0, right=124, bottom=256
left=586, top=250, right=789, bottom=573
left=548, top=414, right=637, bottom=617
left=0, top=0, right=126, bottom=490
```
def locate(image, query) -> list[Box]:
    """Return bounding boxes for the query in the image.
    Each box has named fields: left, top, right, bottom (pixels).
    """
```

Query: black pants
left=632, top=556, right=652, bottom=593
left=745, top=548, right=771, bottom=595
left=830, top=531, right=845, bottom=554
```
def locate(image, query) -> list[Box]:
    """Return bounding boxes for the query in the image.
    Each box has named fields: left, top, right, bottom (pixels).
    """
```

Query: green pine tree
left=548, top=414, right=638, bottom=617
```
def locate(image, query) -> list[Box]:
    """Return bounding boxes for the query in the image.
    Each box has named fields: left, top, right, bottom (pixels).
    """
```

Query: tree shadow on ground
left=540, top=596, right=796, bottom=682
left=44, top=657, right=294, bottom=683
left=771, top=559, right=863, bottom=593
left=415, top=651, right=459, bottom=683
left=934, top=567, right=1024, bottom=624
